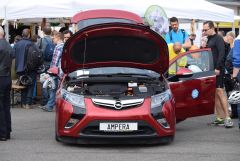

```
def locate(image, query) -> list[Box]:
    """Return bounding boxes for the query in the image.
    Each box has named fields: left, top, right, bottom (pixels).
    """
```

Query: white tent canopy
left=1, top=0, right=234, bottom=22
left=71, top=0, right=234, bottom=22
left=0, top=0, right=76, bottom=20
left=0, top=0, right=10, bottom=19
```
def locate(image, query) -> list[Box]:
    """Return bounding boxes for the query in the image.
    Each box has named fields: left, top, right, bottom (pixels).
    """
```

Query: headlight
left=151, top=89, right=171, bottom=109
left=151, top=89, right=171, bottom=129
left=61, top=89, right=85, bottom=108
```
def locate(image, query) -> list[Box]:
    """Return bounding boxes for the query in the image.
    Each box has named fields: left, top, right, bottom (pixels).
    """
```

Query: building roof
left=207, top=0, right=240, bottom=6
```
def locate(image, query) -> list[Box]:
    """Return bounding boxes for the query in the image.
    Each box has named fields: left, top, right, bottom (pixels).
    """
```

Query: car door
left=167, top=48, right=216, bottom=120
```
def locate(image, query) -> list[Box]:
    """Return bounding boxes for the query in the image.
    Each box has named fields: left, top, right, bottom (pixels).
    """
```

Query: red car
left=55, top=10, right=215, bottom=144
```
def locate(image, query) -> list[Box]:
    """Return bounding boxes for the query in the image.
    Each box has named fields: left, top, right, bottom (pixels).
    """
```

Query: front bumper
left=57, top=135, right=174, bottom=144
left=56, top=97, right=176, bottom=144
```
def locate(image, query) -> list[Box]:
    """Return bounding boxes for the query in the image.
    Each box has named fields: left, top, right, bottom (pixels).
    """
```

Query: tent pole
left=216, top=22, right=219, bottom=32
left=232, top=21, right=235, bottom=35
left=4, top=6, right=9, bottom=42
left=238, top=21, right=240, bottom=36
left=4, top=20, right=9, bottom=42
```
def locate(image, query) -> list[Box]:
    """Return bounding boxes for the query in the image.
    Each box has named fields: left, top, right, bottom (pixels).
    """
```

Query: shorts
left=216, top=73, right=224, bottom=88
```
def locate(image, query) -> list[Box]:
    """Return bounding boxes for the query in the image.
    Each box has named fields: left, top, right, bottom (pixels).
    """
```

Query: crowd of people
left=0, top=16, right=240, bottom=141
left=166, top=17, right=239, bottom=129
left=0, top=25, right=72, bottom=141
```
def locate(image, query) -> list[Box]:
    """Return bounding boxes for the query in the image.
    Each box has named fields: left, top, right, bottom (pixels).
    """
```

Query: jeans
left=41, top=61, right=50, bottom=105
left=238, top=104, right=240, bottom=128
left=20, top=72, right=37, bottom=105
left=46, top=77, right=58, bottom=110
left=0, top=76, right=12, bottom=138
left=41, top=84, right=49, bottom=105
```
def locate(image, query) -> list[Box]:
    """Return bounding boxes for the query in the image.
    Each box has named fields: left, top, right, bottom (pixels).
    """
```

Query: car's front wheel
left=176, top=119, right=186, bottom=124
left=160, top=136, right=174, bottom=145
left=55, top=133, right=60, bottom=142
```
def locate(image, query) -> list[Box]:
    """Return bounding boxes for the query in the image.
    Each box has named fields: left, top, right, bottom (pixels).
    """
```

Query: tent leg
left=239, top=21, right=240, bottom=36
left=4, top=20, right=9, bottom=42
left=4, top=5, right=9, bottom=42
left=232, top=22, right=235, bottom=35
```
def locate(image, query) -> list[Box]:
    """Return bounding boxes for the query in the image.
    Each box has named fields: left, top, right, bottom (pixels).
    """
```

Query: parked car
left=55, top=9, right=215, bottom=144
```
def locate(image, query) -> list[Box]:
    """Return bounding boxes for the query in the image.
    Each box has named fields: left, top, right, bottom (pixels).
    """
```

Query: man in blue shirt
left=166, top=17, right=191, bottom=49
left=231, top=34, right=240, bottom=129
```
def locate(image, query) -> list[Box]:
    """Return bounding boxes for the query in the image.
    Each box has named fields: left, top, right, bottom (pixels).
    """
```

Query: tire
left=176, top=119, right=186, bottom=124
left=164, top=136, right=174, bottom=145
left=55, top=133, right=60, bottom=142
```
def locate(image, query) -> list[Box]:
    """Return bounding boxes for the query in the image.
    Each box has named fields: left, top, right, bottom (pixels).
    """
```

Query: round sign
left=192, top=89, right=199, bottom=99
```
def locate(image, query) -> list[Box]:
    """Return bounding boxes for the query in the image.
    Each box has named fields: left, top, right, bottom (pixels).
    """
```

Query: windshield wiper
left=75, top=73, right=159, bottom=80
left=115, top=73, right=157, bottom=78
left=90, top=73, right=158, bottom=81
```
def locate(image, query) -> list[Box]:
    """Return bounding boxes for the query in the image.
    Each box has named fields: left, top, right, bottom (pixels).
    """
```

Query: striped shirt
left=50, top=42, right=64, bottom=68
left=50, top=42, right=64, bottom=77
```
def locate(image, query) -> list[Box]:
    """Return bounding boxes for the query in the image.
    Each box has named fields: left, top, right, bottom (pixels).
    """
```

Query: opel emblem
left=114, top=100, right=122, bottom=110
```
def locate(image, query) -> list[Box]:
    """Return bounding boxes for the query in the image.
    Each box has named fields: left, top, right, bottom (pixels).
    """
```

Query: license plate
left=99, top=122, right=138, bottom=132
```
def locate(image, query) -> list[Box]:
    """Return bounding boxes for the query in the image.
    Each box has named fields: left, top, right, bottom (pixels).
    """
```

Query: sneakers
left=224, top=117, right=234, bottom=128
left=0, top=137, right=7, bottom=141
left=210, top=117, right=234, bottom=128
left=39, top=105, right=53, bottom=112
left=210, top=118, right=225, bottom=126
left=22, top=104, right=31, bottom=109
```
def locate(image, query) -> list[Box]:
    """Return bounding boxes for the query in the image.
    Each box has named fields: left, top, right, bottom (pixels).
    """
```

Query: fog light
left=157, top=118, right=170, bottom=129
left=64, top=118, right=79, bottom=129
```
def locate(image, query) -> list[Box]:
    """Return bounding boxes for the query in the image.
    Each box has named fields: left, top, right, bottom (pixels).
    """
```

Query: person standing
left=38, top=26, right=54, bottom=69
left=37, top=26, right=54, bottom=106
left=200, top=36, right=208, bottom=49
left=231, top=34, right=240, bottom=129
left=225, top=31, right=235, bottom=81
left=63, top=30, right=73, bottom=43
left=40, top=32, right=64, bottom=112
left=165, top=17, right=191, bottom=49
left=202, top=21, right=233, bottom=128
left=0, top=26, right=14, bottom=141
left=14, top=28, right=37, bottom=109
left=224, top=31, right=236, bottom=120
left=189, top=33, right=196, bottom=46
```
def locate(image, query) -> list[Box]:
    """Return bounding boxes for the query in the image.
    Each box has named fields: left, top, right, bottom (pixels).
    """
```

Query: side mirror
left=176, top=67, right=192, bottom=75
left=176, top=72, right=193, bottom=76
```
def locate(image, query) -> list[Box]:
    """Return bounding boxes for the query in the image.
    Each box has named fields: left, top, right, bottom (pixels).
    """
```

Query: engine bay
left=63, top=76, right=166, bottom=99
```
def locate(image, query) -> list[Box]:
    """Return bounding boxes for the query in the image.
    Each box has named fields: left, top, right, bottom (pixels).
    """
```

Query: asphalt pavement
left=0, top=105, right=239, bottom=161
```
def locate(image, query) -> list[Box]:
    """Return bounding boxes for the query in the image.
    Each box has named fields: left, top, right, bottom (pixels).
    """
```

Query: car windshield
left=77, top=18, right=136, bottom=30
left=69, top=67, right=159, bottom=78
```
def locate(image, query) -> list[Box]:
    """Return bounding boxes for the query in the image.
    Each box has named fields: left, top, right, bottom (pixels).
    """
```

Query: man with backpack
left=165, top=17, right=191, bottom=49
left=14, top=28, right=39, bottom=109
left=38, top=26, right=55, bottom=69
left=37, top=26, right=55, bottom=106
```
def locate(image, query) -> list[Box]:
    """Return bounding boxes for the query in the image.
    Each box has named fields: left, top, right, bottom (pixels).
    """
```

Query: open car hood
left=61, top=23, right=169, bottom=75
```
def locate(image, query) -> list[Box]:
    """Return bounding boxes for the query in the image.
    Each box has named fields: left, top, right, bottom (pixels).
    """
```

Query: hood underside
left=61, top=23, right=169, bottom=74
